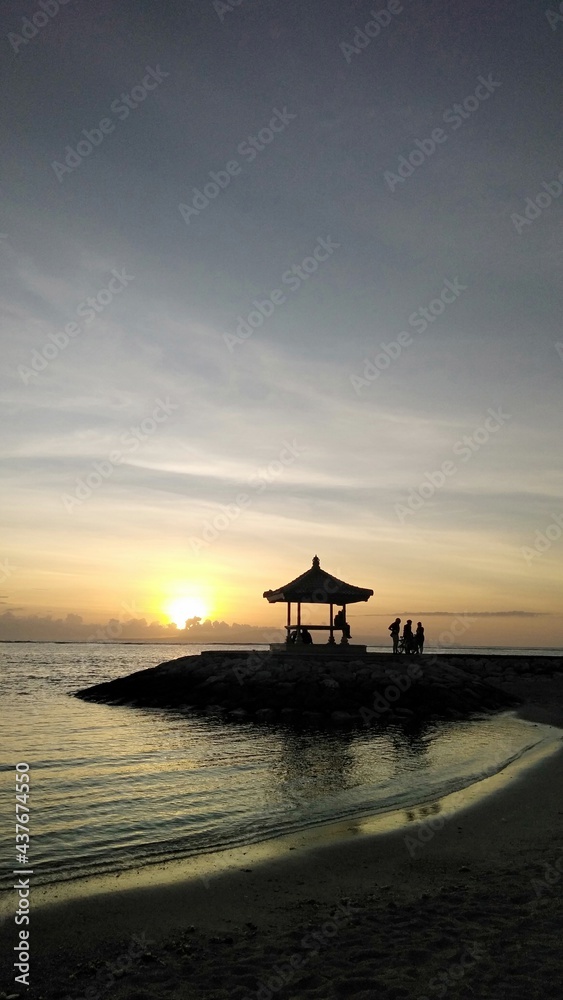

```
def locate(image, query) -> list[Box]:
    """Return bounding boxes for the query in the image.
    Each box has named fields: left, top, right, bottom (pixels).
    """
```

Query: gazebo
left=263, top=555, right=374, bottom=650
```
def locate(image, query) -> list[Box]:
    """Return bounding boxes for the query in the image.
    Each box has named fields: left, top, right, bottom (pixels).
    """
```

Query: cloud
left=0, top=611, right=283, bottom=643
left=356, top=611, right=548, bottom=618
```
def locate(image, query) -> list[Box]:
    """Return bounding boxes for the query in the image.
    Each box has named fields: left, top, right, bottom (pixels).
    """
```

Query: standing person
left=402, top=620, right=413, bottom=653
left=388, top=617, right=401, bottom=654
left=415, top=622, right=425, bottom=654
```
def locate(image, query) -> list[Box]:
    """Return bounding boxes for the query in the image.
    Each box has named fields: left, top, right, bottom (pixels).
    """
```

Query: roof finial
left=312, top=554, right=320, bottom=568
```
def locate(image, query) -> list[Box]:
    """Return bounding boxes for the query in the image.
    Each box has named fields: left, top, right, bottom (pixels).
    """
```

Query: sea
left=1, top=642, right=562, bottom=893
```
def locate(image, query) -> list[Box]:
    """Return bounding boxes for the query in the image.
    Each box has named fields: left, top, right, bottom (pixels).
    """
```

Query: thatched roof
left=263, top=555, right=374, bottom=605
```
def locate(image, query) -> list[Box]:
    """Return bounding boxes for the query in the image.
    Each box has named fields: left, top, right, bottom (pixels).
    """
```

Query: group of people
left=289, top=627, right=313, bottom=644
left=288, top=614, right=425, bottom=651
left=388, top=618, right=424, bottom=654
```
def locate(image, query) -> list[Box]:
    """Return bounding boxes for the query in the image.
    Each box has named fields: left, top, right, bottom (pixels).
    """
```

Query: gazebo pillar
left=286, top=602, right=291, bottom=644
left=328, top=601, right=335, bottom=644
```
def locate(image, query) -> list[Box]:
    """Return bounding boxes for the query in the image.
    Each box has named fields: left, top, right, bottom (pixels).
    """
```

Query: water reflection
left=269, top=728, right=358, bottom=810
left=385, top=720, right=432, bottom=776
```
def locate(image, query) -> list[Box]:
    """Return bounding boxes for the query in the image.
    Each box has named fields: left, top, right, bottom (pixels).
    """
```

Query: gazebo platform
left=268, top=643, right=368, bottom=655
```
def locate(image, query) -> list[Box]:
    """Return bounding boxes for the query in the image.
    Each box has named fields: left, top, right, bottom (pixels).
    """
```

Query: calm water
left=0, top=642, right=560, bottom=890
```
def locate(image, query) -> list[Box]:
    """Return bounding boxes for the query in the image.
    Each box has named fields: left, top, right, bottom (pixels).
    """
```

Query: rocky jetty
left=72, top=650, right=561, bottom=726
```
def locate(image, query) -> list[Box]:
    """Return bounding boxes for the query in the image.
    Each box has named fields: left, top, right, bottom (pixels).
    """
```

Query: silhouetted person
left=415, top=622, right=425, bottom=654
left=402, top=620, right=413, bottom=653
left=289, top=629, right=297, bottom=643
left=389, top=617, right=401, bottom=654
left=334, top=609, right=351, bottom=640
left=300, top=628, right=313, bottom=644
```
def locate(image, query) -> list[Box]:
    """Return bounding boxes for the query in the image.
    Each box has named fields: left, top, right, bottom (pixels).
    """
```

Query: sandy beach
left=2, top=682, right=563, bottom=1000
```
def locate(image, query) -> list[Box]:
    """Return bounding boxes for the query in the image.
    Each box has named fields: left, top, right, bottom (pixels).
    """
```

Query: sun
left=165, top=595, right=209, bottom=629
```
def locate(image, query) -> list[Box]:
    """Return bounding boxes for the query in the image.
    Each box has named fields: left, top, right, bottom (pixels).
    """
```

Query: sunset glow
left=0, top=2, right=561, bottom=650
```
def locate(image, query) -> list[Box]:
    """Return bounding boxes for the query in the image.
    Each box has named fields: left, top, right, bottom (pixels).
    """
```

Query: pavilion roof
left=263, top=555, right=374, bottom=605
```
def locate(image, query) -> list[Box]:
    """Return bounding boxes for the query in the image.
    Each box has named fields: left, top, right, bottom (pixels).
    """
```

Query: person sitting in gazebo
left=334, top=608, right=351, bottom=640
left=300, top=628, right=313, bottom=644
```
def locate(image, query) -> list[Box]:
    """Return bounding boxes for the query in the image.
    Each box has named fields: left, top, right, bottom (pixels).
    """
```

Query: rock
left=75, top=651, right=523, bottom=724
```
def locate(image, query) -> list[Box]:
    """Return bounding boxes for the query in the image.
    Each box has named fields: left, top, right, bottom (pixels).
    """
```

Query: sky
left=1, top=0, right=562, bottom=647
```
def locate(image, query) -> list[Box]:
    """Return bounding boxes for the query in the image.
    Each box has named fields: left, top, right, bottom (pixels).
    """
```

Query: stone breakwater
left=73, top=651, right=561, bottom=726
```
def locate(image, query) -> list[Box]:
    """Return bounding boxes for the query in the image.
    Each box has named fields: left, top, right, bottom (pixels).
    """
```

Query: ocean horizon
left=2, top=640, right=562, bottom=654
